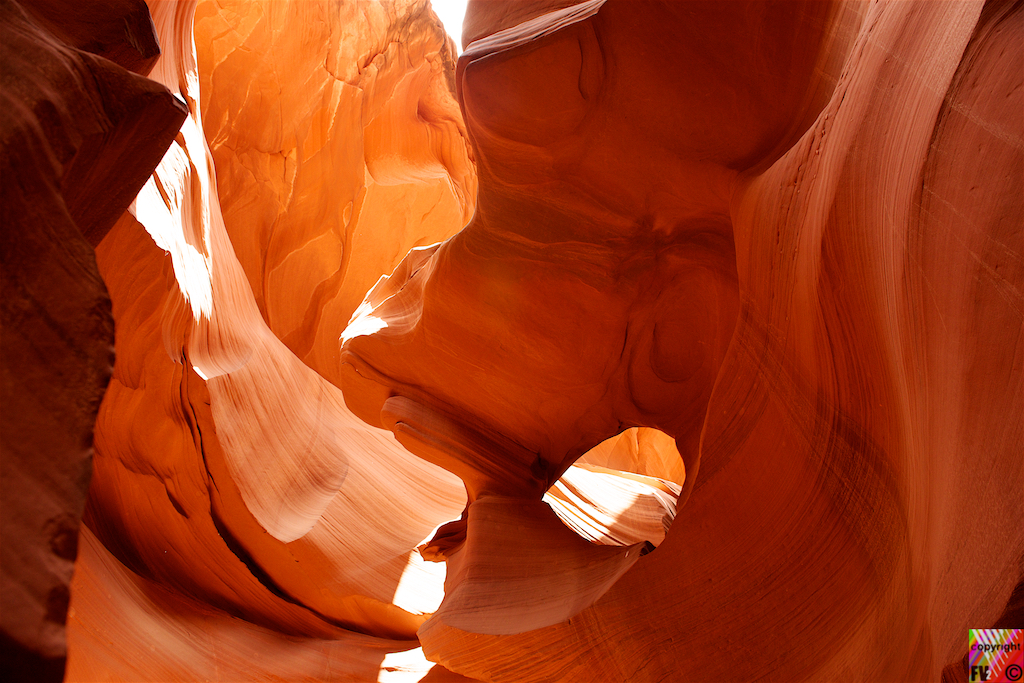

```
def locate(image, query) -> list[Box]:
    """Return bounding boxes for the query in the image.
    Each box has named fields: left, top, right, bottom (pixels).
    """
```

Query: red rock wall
left=344, top=0, right=1023, bottom=680
left=2, top=0, right=1018, bottom=681
left=0, top=1, right=185, bottom=679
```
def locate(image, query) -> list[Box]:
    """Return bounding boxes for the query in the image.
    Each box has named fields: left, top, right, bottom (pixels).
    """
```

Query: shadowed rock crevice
left=0, top=0, right=185, bottom=678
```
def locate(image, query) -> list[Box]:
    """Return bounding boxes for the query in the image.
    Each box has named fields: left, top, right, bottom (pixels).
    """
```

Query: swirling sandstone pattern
left=65, top=2, right=484, bottom=679
left=345, top=0, right=1022, bottom=680
left=0, top=0, right=1018, bottom=681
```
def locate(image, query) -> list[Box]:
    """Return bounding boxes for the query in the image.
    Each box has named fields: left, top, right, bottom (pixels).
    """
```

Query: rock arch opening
left=545, top=428, right=683, bottom=552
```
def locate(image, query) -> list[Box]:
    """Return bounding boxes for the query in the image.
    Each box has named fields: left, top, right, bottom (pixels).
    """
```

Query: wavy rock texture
left=343, top=0, right=1023, bottom=680
left=63, top=0, right=479, bottom=680
left=3, top=0, right=1017, bottom=681
left=0, top=0, right=185, bottom=679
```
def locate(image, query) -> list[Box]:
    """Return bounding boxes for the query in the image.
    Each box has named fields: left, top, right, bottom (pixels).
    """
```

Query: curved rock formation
left=343, top=0, right=1023, bottom=680
left=1, top=0, right=1019, bottom=681
left=68, top=2, right=479, bottom=675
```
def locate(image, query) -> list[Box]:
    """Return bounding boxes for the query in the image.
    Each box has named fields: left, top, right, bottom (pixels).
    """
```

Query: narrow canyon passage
left=1, top=1, right=1021, bottom=682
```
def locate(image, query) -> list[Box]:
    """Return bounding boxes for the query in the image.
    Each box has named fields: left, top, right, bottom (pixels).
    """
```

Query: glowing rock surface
left=0, top=0, right=1019, bottom=682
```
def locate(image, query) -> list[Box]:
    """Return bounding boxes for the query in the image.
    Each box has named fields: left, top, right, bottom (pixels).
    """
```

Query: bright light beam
left=431, top=0, right=469, bottom=53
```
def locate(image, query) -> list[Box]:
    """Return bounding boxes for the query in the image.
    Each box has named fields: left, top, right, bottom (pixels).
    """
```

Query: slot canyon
left=1, top=0, right=1021, bottom=680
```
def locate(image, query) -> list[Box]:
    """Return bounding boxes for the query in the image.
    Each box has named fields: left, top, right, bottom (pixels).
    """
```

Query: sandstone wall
left=65, top=0, right=478, bottom=680
left=344, top=0, right=1023, bottom=680
left=1, top=0, right=1019, bottom=681
left=0, top=1, right=185, bottom=679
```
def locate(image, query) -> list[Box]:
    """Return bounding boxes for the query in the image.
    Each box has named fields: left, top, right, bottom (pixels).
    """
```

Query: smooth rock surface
left=343, top=0, right=1023, bottom=680
left=64, top=0, right=480, bottom=680
left=2, top=0, right=1018, bottom=681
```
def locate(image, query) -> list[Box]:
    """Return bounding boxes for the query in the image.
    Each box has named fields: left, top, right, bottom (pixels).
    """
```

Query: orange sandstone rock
left=194, top=0, right=476, bottom=378
left=65, top=0, right=478, bottom=679
left=342, top=0, right=1023, bottom=680
left=2, top=0, right=1018, bottom=681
